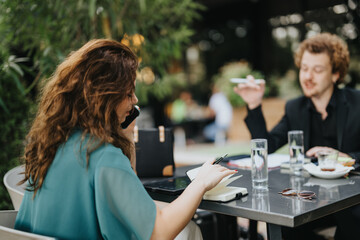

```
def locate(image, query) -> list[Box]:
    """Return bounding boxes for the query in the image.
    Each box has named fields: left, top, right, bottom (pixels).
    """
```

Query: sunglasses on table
left=278, top=188, right=316, bottom=200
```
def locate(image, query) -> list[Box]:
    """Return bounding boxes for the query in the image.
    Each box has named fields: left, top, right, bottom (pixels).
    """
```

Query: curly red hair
left=22, top=39, right=138, bottom=196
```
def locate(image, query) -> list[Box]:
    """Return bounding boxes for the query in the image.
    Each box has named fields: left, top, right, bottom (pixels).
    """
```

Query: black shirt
left=308, top=88, right=338, bottom=149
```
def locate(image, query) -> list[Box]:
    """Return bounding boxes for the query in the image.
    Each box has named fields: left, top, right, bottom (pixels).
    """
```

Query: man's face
left=299, top=51, right=339, bottom=99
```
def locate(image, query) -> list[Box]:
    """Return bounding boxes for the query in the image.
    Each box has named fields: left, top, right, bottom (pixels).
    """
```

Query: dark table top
left=144, top=164, right=360, bottom=227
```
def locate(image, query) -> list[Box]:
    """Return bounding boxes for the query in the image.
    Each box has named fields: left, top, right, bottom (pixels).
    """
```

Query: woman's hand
left=306, top=146, right=351, bottom=158
left=233, top=75, right=265, bottom=110
left=193, top=159, right=237, bottom=192
left=151, top=158, right=237, bottom=240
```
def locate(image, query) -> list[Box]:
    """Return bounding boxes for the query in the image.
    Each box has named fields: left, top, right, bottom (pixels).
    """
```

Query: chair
left=3, top=165, right=26, bottom=210
left=0, top=210, right=55, bottom=240
left=0, top=210, right=17, bottom=228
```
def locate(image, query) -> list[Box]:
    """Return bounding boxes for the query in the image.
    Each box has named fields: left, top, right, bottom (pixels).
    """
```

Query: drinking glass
left=252, top=188, right=270, bottom=212
left=288, top=130, right=304, bottom=174
left=318, top=149, right=338, bottom=172
left=251, top=139, right=268, bottom=189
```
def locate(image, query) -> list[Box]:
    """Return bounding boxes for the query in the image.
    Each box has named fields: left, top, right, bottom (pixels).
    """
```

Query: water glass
left=288, top=130, right=304, bottom=174
left=318, top=149, right=338, bottom=172
left=252, top=188, right=270, bottom=212
left=251, top=139, right=268, bottom=189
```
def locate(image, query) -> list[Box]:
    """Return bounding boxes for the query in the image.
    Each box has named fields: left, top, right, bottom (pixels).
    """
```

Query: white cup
left=288, top=130, right=304, bottom=174
left=251, top=139, right=268, bottom=190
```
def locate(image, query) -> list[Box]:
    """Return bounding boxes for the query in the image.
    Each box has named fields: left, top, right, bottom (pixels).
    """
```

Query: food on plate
left=338, top=157, right=355, bottom=167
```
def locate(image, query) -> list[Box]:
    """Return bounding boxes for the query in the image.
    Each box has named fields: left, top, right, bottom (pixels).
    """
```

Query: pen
left=230, top=78, right=265, bottom=84
left=213, top=153, right=228, bottom=165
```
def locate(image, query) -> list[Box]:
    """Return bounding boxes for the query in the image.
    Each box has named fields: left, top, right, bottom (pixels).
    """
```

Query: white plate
left=303, top=163, right=354, bottom=179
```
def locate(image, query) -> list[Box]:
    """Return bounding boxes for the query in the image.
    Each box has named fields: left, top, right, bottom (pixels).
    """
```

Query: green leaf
left=8, top=71, right=25, bottom=95
left=138, top=0, right=146, bottom=12
left=13, top=57, right=29, bottom=63
left=0, top=98, right=9, bottom=114
left=8, top=62, right=24, bottom=77
left=89, top=0, right=96, bottom=18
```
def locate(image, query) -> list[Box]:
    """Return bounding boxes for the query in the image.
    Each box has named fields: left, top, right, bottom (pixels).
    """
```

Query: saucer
left=303, top=163, right=354, bottom=179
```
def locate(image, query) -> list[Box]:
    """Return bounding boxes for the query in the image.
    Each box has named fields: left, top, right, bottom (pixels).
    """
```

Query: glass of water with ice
left=251, top=139, right=268, bottom=190
left=288, top=130, right=304, bottom=175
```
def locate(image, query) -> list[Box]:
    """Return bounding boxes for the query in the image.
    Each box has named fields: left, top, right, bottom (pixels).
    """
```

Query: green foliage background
left=0, top=53, right=31, bottom=209
left=0, top=0, right=203, bottom=209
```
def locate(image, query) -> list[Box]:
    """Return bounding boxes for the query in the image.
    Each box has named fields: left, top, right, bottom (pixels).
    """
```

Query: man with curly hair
left=234, top=33, right=360, bottom=239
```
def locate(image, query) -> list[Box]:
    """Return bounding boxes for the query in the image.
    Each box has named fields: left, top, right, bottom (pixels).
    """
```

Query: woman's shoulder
left=66, top=129, right=132, bottom=171
left=91, top=142, right=131, bottom=170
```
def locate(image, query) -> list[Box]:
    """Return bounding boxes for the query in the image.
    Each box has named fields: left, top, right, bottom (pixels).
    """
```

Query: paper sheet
left=227, top=153, right=289, bottom=169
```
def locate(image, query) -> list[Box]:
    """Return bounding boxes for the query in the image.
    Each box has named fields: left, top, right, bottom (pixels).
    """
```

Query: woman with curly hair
left=15, top=39, right=237, bottom=239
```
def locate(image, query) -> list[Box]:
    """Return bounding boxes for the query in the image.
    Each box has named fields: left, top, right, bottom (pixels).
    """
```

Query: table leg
left=248, top=220, right=258, bottom=240
left=215, top=214, right=238, bottom=240
left=266, top=223, right=282, bottom=240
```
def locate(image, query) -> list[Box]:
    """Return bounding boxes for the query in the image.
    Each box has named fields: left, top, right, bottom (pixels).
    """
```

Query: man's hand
left=233, top=75, right=265, bottom=110
left=306, top=146, right=351, bottom=158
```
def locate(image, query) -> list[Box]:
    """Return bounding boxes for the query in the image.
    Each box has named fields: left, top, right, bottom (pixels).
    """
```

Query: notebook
left=186, top=167, right=248, bottom=202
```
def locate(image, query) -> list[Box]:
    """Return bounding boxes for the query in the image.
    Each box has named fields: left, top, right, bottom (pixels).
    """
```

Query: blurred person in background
left=170, top=90, right=199, bottom=124
left=234, top=32, right=360, bottom=240
left=203, top=84, right=233, bottom=144
left=15, top=39, right=237, bottom=240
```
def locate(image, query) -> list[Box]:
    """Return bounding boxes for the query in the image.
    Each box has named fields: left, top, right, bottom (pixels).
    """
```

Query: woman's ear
left=332, top=72, right=340, bottom=84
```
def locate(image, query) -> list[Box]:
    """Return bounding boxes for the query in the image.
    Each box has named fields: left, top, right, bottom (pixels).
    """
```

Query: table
left=144, top=165, right=360, bottom=240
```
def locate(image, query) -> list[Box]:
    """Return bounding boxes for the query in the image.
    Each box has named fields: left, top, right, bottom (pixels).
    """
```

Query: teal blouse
left=15, top=130, right=156, bottom=240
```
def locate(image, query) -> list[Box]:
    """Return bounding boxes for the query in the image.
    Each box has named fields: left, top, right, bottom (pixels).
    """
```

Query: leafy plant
left=0, top=0, right=204, bottom=208
left=0, top=0, right=204, bottom=101
left=0, top=53, right=31, bottom=210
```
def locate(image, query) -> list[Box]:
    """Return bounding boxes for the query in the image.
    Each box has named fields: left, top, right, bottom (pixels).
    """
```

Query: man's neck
left=310, top=87, right=334, bottom=120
